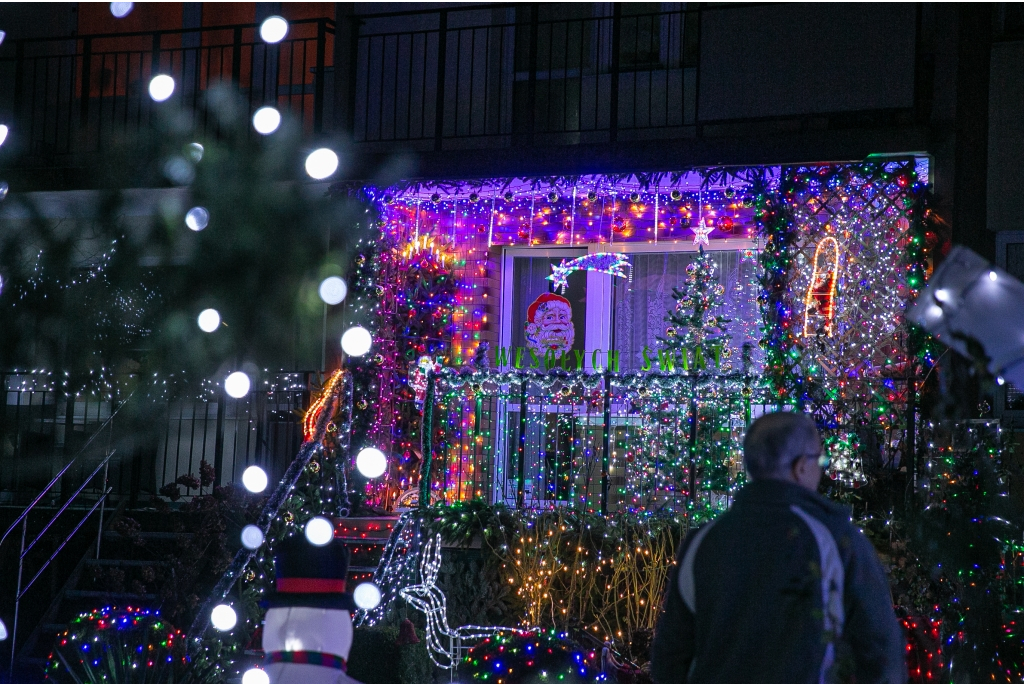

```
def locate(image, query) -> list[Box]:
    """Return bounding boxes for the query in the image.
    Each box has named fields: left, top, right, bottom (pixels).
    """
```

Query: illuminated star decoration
left=691, top=217, right=712, bottom=247
left=546, top=252, right=631, bottom=293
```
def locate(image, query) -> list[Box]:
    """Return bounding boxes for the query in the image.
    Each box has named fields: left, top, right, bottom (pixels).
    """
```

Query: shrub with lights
left=44, top=607, right=190, bottom=684
left=463, top=629, right=596, bottom=684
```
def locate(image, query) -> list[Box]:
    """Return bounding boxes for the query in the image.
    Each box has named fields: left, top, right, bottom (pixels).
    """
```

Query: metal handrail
left=21, top=451, right=116, bottom=558
left=3, top=391, right=132, bottom=680
left=0, top=390, right=133, bottom=550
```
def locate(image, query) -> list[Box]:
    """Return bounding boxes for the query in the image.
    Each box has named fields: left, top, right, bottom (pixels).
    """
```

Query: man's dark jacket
left=651, top=479, right=905, bottom=683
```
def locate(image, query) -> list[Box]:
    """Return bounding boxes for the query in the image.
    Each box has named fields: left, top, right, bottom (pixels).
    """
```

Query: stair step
left=85, top=558, right=169, bottom=567
left=103, top=531, right=190, bottom=540
left=348, top=566, right=376, bottom=573
left=65, top=590, right=160, bottom=601
left=335, top=536, right=387, bottom=544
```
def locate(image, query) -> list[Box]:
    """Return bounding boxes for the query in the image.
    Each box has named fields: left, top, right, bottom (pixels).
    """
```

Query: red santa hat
left=527, top=292, right=571, bottom=323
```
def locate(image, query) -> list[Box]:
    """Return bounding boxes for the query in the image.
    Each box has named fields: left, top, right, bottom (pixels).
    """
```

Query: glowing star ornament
left=691, top=217, right=712, bottom=247
left=546, top=252, right=631, bottom=294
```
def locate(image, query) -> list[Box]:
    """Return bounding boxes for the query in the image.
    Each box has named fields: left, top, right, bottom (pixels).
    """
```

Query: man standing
left=651, top=411, right=905, bottom=683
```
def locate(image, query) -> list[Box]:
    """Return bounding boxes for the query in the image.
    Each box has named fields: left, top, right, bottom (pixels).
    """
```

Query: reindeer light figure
left=399, top=534, right=514, bottom=669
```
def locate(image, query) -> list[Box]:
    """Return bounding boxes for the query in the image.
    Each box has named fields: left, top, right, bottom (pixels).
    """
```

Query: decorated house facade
left=349, top=161, right=930, bottom=518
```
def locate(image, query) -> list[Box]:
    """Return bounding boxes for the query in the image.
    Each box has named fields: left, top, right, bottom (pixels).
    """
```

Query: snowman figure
left=262, top=535, right=360, bottom=684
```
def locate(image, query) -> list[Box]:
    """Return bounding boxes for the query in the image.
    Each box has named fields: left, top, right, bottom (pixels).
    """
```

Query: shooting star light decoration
left=547, top=252, right=631, bottom=293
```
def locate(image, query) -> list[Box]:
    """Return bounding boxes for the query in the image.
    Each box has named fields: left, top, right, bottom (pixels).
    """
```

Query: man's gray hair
left=743, top=411, right=820, bottom=480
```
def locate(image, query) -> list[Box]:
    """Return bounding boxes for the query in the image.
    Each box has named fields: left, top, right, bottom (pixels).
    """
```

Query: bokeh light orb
left=210, top=604, right=237, bottom=631
left=197, top=308, right=221, bottom=332
left=242, top=668, right=270, bottom=685
left=241, top=465, right=268, bottom=493
left=252, top=106, right=281, bottom=135
left=341, top=326, right=372, bottom=357
left=224, top=371, right=251, bottom=399
left=186, top=142, right=204, bottom=162
left=318, top=276, right=347, bottom=305
left=356, top=447, right=387, bottom=479
left=353, top=582, right=382, bottom=610
left=240, top=525, right=265, bottom=550
left=304, top=516, right=334, bottom=546
left=304, top=148, right=339, bottom=180
left=185, top=206, right=209, bottom=231
left=259, top=16, right=289, bottom=43
left=148, top=74, right=175, bottom=102
left=110, top=2, right=133, bottom=18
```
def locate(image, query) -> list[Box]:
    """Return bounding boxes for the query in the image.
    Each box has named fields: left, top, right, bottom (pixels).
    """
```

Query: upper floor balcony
left=0, top=3, right=929, bottom=183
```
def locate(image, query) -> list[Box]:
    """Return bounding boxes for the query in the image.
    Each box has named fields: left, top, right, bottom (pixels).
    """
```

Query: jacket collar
left=735, top=478, right=850, bottom=519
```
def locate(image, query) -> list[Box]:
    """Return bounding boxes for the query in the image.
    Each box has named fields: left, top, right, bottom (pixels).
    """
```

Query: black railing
left=0, top=372, right=315, bottom=505
left=0, top=5, right=925, bottom=166
left=350, top=4, right=699, bottom=151
left=0, top=18, right=334, bottom=162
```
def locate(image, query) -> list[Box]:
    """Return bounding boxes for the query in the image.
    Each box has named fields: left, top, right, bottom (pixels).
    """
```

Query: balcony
left=0, top=3, right=925, bottom=177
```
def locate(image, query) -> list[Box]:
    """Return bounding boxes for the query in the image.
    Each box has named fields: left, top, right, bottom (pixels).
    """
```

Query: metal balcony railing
left=0, top=5, right=926, bottom=166
left=0, top=371, right=315, bottom=504
left=0, top=18, right=335, bottom=162
left=349, top=3, right=700, bottom=151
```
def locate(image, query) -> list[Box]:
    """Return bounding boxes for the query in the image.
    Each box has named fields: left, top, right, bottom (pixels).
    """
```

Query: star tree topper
left=691, top=217, right=712, bottom=247
left=547, top=252, right=631, bottom=293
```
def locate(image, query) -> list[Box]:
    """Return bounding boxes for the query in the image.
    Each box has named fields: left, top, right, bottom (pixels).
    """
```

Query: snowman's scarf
left=267, top=650, right=347, bottom=671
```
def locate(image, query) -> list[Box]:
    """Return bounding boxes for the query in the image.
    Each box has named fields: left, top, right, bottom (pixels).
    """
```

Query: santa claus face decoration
left=525, top=293, right=575, bottom=358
